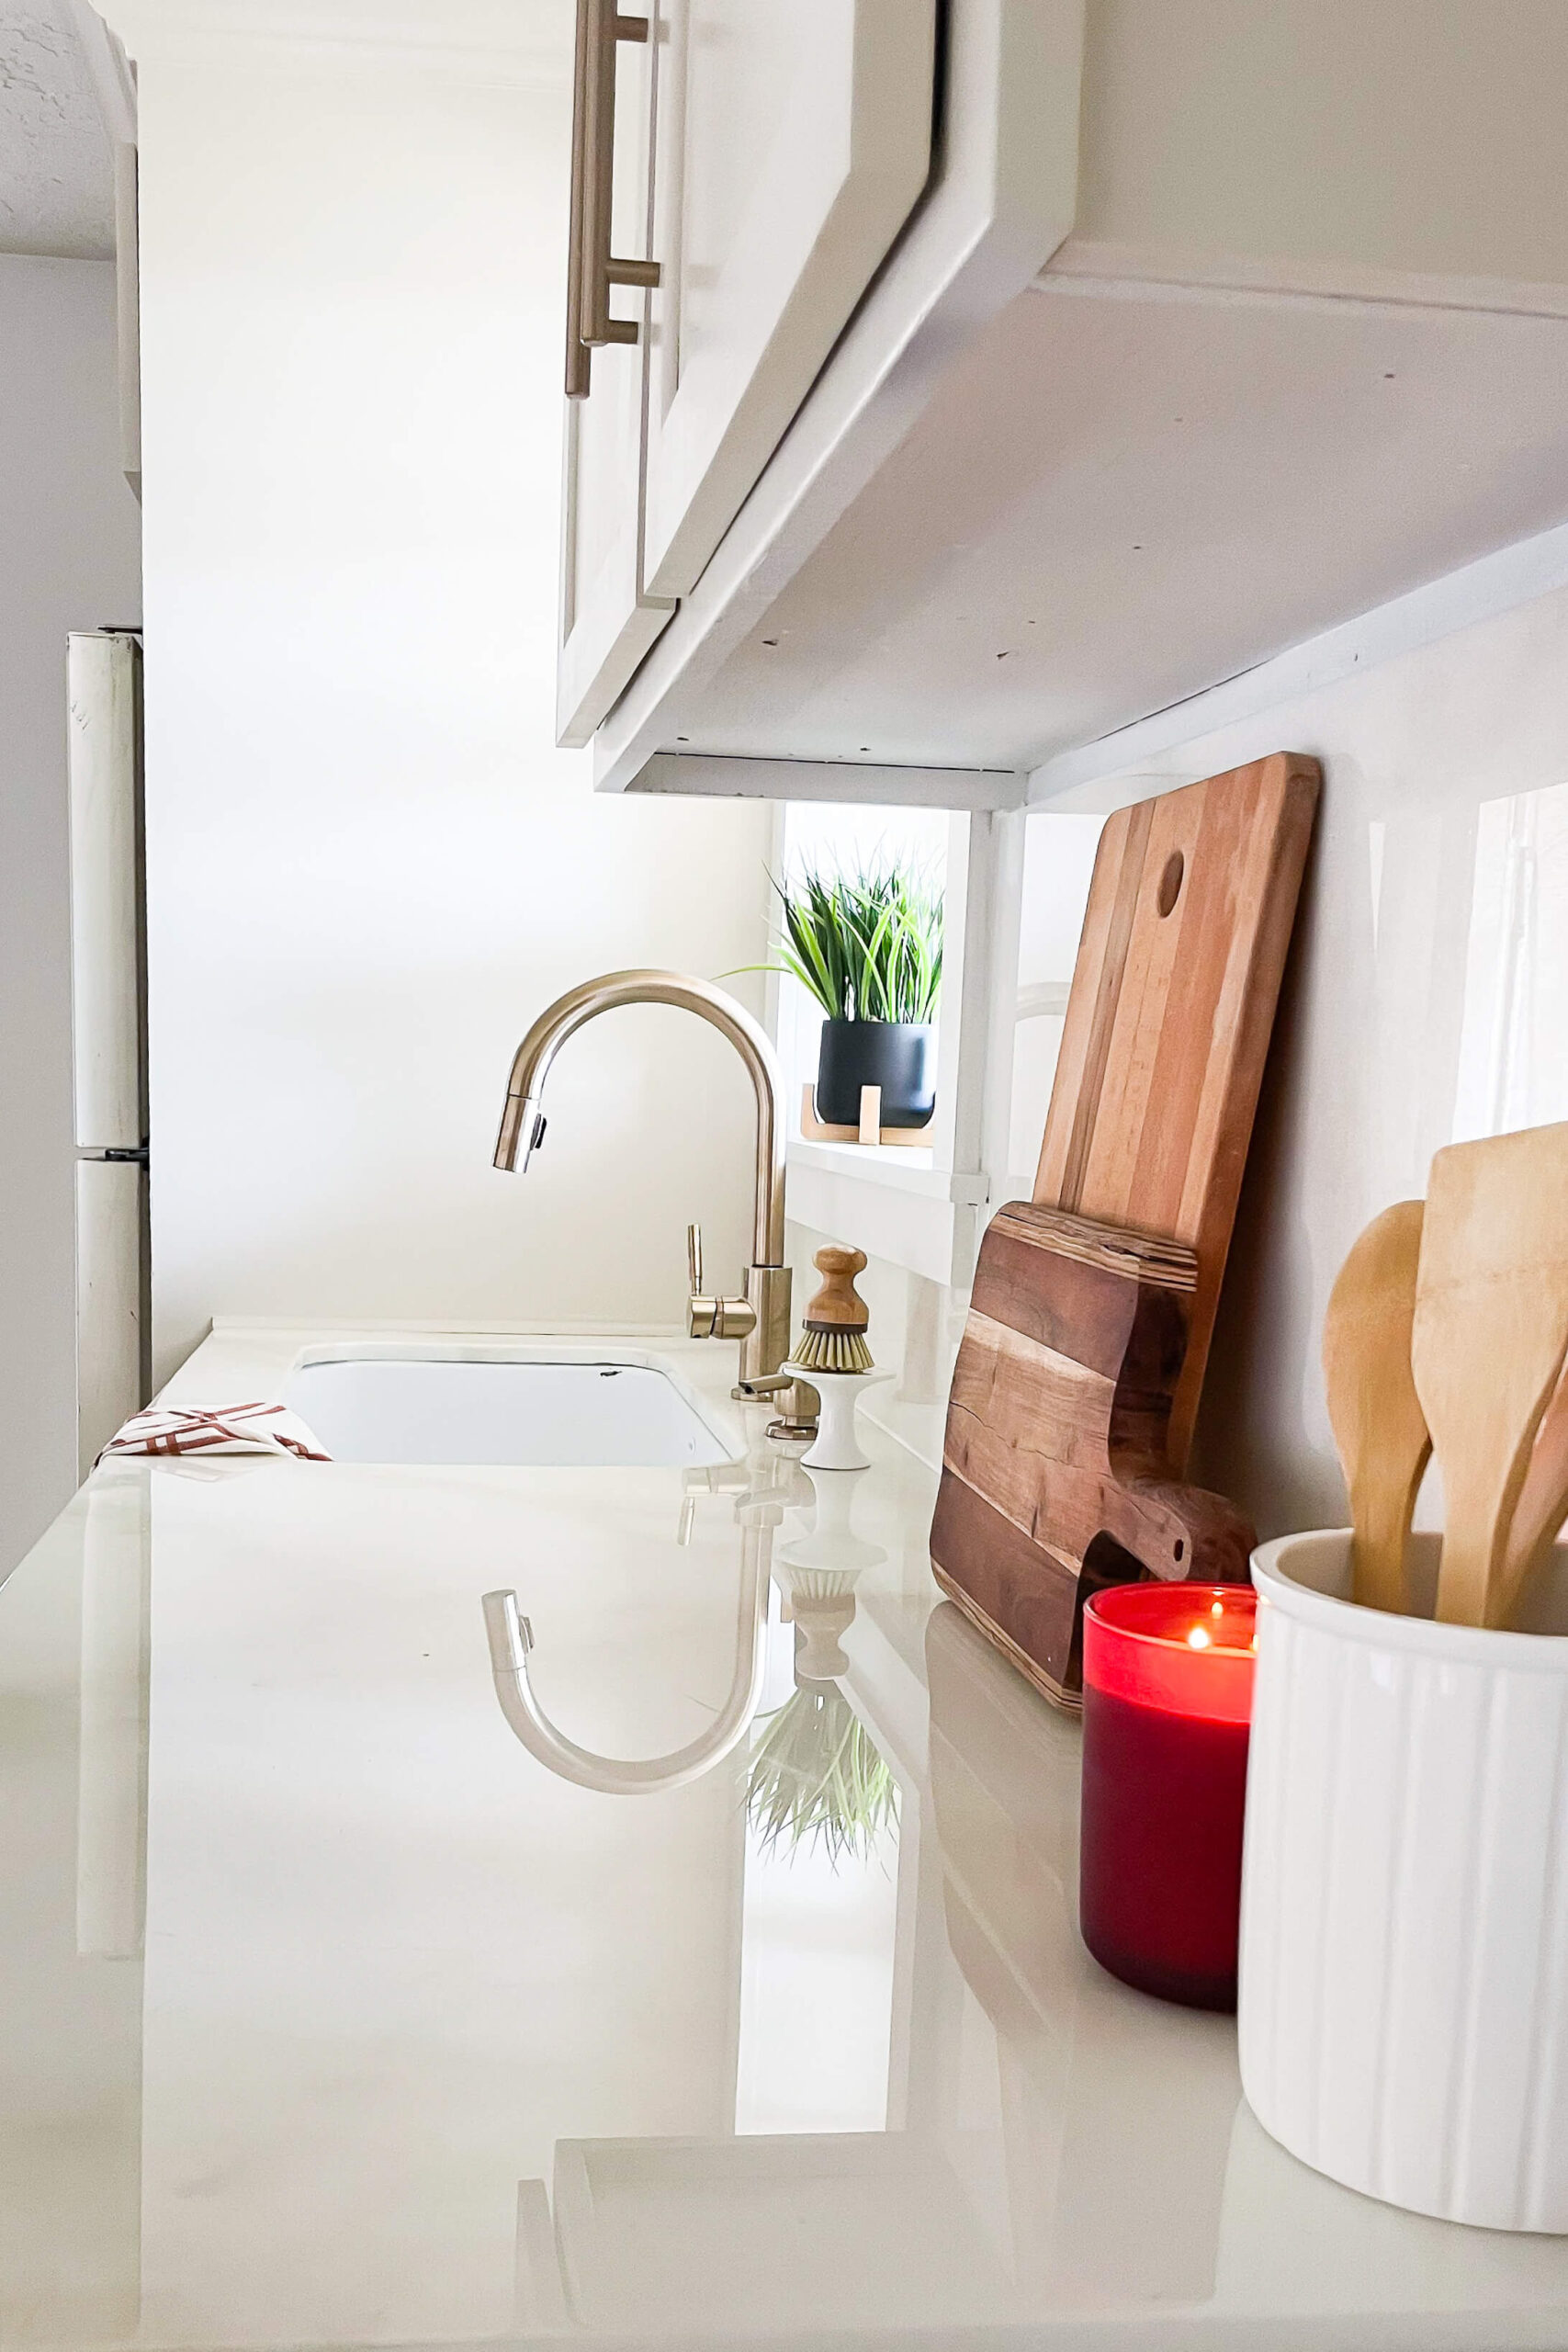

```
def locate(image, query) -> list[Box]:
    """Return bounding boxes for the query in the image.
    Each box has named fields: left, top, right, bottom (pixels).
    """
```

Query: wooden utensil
left=1033, top=753, right=1319, bottom=1467
left=1498, top=1359, right=1568, bottom=1626
left=1412, top=1122, right=1568, bottom=1629
left=1321, top=1200, right=1429, bottom=1612
left=930, top=1201, right=1255, bottom=1711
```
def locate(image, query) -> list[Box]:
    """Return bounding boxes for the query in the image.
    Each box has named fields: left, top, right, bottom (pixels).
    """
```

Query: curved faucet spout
left=494, top=968, right=784, bottom=1264
left=493, top=968, right=791, bottom=1385
left=481, top=1539, right=770, bottom=1795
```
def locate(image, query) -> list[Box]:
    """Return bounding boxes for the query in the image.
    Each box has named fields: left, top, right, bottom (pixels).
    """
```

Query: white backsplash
left=798, top=574, right=1568, bottom=1548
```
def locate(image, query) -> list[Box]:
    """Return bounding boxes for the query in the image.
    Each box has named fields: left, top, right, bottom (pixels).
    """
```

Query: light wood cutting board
left=1033, top=752, right=1320, bottom=1465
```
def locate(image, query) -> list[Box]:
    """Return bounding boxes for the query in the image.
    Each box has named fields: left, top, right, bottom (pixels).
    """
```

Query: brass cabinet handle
left=563, top=0, right=594, bottom=395
left=566, top=0, right=661, bottom=396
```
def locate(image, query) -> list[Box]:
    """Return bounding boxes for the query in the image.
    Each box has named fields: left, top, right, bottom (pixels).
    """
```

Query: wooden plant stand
left=799, top=1082, right=934, bottom=1149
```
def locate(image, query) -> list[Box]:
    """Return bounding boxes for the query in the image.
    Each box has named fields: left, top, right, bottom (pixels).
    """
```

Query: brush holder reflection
left=777, top=1465, right=887, bottom=1677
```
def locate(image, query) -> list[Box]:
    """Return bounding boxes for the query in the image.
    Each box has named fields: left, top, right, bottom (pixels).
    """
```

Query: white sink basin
left=281, top=1351, right=732, bottom=1468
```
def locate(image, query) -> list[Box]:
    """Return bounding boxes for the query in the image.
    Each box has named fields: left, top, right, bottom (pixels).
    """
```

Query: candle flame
left=1187, top=1625, right=1213, bottom=1649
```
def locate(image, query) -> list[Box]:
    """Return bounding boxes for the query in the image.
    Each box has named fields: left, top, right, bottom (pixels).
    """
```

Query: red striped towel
left=97, top=1401, right=331, bottom=1465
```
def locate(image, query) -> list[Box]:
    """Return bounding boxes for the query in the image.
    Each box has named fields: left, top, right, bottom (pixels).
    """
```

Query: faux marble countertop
left=6, top=1321, right=1568, bottom=2351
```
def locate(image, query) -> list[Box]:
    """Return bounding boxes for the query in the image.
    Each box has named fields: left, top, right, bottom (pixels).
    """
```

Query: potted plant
left=766, top=862, right=942, bottom=1129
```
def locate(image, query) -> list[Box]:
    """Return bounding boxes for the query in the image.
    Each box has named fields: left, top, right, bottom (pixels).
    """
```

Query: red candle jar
left=1079, top=1582, right=1257, bottom=2012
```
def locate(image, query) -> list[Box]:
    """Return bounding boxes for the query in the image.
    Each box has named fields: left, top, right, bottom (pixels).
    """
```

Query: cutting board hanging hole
left=1157, top=851, right=1184, bottom=917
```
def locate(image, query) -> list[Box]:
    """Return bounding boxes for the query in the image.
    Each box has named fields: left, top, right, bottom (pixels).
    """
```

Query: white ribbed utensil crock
left=1241, top=1529, right=1568, bottom=2233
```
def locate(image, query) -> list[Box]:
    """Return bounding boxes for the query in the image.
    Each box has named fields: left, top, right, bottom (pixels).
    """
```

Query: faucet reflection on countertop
left=677, top=1434, right=814, bottom=1544
left=493, top=969, right=792, bottom=1396
left=482, top=1512, right=773, bottom=1798
left=482, top=1385, right=816, bottom=1801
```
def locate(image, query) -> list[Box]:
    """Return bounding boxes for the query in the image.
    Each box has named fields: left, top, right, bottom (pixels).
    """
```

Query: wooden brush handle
left=806, top=1245, right=869, bottom=1329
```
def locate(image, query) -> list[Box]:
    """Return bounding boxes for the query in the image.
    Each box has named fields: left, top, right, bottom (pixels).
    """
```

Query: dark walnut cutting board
left=931, top=754, right=1318, bottom=1710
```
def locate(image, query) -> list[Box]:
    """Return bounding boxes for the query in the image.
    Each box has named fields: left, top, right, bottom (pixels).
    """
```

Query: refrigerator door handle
left=68, top=632, right=149, bottom=1476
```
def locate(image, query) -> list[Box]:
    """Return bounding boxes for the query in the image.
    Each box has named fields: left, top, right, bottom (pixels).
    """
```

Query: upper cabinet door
left=642, top=0, right=937, bottom=600
left=557, top=4, right=674, bottom=750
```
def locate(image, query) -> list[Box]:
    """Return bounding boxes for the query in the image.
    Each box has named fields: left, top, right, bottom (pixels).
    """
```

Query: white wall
left=0, top=255, right=141, bottom=1576
left=802, top=569, right=1568, bottom=1553
left=122, top=29, right=771, bottom=1382
left=1030, top=578, right=1568, bottom=1542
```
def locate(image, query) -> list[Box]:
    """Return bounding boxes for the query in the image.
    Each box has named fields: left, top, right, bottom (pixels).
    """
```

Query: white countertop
left=6, top=1322, right=1568, bottom=2351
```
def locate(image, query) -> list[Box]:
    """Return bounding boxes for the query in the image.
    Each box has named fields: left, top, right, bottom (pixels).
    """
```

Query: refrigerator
left=67, top=629, right=149, bottom=1479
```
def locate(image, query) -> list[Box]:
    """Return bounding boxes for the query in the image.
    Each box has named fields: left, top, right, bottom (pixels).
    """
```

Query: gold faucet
left=493, top=968, right=792, bottom=1393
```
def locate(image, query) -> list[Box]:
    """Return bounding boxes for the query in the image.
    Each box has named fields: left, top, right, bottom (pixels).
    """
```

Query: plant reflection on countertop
left=745, top=1681, right=898, bottom=1868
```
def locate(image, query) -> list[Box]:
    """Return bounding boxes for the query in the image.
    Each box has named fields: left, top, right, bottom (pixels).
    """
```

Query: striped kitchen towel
left=97, top=1401, right=332, bottom=1464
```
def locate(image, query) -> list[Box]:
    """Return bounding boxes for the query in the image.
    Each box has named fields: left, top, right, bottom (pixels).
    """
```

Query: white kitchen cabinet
left=640, top=0, right=936, bottom=600
left=556, top=6, right=672, bottom=749
left=558, top=0, right=1568, bottom=807
left=557, top=345, right=673, bottom=750
left=558, top=0, right=939, bottom=744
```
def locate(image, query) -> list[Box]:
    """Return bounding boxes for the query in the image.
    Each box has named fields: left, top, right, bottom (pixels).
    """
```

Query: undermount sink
left=281, top=1351, right=732, bottom=1468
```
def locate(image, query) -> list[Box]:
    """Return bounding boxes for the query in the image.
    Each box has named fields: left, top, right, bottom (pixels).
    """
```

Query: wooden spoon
left=1412, top=1123, right=1568, bottom=1629
left=1322, top=1200, right=1429, bottom=1612
left=1497, top=1357, right=1568, bottom=1627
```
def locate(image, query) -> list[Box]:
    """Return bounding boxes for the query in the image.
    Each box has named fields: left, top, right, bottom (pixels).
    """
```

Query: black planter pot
left=815, top=1020, right=935, bottom=1129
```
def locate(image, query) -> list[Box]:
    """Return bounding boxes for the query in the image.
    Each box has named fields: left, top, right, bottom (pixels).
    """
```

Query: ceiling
left=0, top=1, right=113, bottom=259
left=0, top=0, right=574, bottom=265
left=102, top=0, right=573, bottom=74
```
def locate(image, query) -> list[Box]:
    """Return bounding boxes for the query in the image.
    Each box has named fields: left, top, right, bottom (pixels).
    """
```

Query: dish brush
left=791, top=1245, right=874, bottom=1374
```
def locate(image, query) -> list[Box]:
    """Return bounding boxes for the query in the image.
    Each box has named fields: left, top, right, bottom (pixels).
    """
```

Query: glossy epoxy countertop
left=6, top=1324, right=1568, bottom=2352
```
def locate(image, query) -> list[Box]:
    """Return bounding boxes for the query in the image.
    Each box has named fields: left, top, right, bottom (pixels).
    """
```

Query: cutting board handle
left=931, top=1197, right=1258, bottom=1711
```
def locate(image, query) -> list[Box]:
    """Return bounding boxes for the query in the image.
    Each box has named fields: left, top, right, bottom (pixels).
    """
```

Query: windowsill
left=785, top=1137, right=987, bottom=1205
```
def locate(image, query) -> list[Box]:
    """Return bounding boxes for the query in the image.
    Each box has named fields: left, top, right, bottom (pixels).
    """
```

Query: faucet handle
left=685, top=1219, right=758, bottom=1344
left=687, top=1221, right=718, bottom=1339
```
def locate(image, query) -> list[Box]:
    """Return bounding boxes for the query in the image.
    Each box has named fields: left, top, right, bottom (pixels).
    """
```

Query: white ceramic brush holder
left=781, top=1363, right=892, bottom=1472
left=1241, top=1528, right=1568, bottom=2233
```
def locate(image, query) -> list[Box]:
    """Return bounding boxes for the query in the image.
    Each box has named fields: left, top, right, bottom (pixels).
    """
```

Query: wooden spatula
left=1322, top=1200, right=1429, bottom=1612
left=1498, top=1359, right=1568, bottom=1626
left=1412, top=1123, right=1568, bottom=1629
